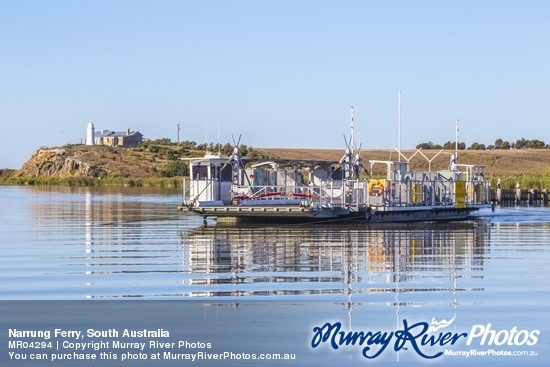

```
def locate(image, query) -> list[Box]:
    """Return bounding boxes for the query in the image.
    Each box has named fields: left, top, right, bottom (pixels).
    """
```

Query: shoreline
left=1, top=174, right=548, bottom=192
left=0, top=176, right=184, bottom=188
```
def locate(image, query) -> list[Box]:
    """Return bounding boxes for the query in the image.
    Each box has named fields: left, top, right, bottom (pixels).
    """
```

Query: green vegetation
left=416, top=141, right=467, bottom=150
left=514, top=138, right=546, bottom=149
left=136, top=138, right=253, bottom=158
left=0, top=176, right=183, bottom=187
left=417, top=137, right=549, bottom=150
left=160, top=160, right=188, bottom=178
left=490, top=174, right=550, bottom=190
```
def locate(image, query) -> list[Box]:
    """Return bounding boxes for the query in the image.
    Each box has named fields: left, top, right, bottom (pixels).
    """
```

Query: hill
left=1, top=143, right=196, bottom=186
left=15, top=145, right=170, bottom=178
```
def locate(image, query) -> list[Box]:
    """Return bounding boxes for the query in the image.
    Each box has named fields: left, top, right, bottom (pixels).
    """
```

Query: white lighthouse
left=86, top=121, right=95, bottom=145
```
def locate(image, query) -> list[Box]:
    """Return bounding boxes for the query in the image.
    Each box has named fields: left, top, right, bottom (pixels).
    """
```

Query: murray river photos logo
left=310, top=317, right=540, bottom=359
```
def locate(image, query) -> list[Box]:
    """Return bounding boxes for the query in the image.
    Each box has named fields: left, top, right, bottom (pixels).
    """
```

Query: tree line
left=416, top=138, right=549, bottom=150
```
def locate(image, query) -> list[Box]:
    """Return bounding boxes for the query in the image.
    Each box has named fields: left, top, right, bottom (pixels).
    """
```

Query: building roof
left=94, top=130, right=142, bottom=138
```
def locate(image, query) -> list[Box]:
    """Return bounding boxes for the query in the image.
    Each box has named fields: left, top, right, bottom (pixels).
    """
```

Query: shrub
left=159, top=160, right=188, bottom=177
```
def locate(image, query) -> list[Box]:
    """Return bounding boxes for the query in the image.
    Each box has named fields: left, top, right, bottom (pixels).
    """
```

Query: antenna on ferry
left=398, top=91, right=402, bottom=162
left=455, top=119, right=459, bottom=164
left=449, top=119, right=459, bottom=172
left=353, top=142, right=365, bottom=179
left=341, top=134, right=354, bottom=179
left=205, top=120, right=208, bottom=154
left=217, top=120, right=221, bottom=156
left=350, top=106, right=355, bottom=152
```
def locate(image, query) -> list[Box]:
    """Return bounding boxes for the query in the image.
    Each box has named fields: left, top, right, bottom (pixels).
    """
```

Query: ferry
left=178, top=138, right=492, bottom=223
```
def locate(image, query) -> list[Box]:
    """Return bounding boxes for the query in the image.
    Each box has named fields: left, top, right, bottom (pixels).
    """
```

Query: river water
left=0, top=186, right=549, bottom=366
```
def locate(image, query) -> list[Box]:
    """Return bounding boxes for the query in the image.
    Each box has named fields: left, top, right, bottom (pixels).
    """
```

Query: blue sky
left=1, top=0, right=549, bottom=168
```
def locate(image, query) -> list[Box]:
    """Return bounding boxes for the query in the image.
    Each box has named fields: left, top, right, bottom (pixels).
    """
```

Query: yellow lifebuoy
left=369, top=180, right=385, bottom=197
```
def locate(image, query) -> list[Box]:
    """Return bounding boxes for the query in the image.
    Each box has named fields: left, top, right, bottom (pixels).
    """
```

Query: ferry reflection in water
left=22, top=185, right=489, bottom=302
left=179, top=221, right=489, bottom=303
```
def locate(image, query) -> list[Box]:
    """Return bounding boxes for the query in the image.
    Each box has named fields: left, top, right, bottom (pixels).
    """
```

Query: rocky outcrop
left=17, top=148, right=107, bottom=178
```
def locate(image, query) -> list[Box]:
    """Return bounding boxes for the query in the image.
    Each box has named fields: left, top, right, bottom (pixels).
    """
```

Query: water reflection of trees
left=179, top=221, right=490, bottom=297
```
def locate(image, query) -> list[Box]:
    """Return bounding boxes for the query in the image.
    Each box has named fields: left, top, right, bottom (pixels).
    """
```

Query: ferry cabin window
left=331, top=167, right=343, bottom=180
left=220, top=164, right=232, bottom=182
left=193, top=165, right=208, bottom=179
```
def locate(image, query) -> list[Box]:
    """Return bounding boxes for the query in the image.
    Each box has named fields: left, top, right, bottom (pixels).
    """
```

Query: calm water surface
left=1, top=186, right=549, bottom=365
left=2, top=186, right=549, bottom=302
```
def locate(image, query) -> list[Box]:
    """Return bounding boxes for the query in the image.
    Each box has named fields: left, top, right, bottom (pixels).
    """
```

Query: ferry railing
left=244, top=185, right=319, bottom=198
left=325, top=179, right=371, bottom=208
left=230, top=183, right=345, bottom=206
left=464, top=180, right=492, bottom=205
left=406, top=176, right=492, bottom=207
left=328, top=179, right=369, bottom=208
left=317, top=181, right=345, bottom=207
left=367, top=175, right=483, bottom=208
left=350, top=180, right=368, bottom=207
left=229, top=178, right=496, bottom=209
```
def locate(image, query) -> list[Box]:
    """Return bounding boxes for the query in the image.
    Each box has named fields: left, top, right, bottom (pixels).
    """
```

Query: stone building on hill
left=94, top=129, right=143, bottom=148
